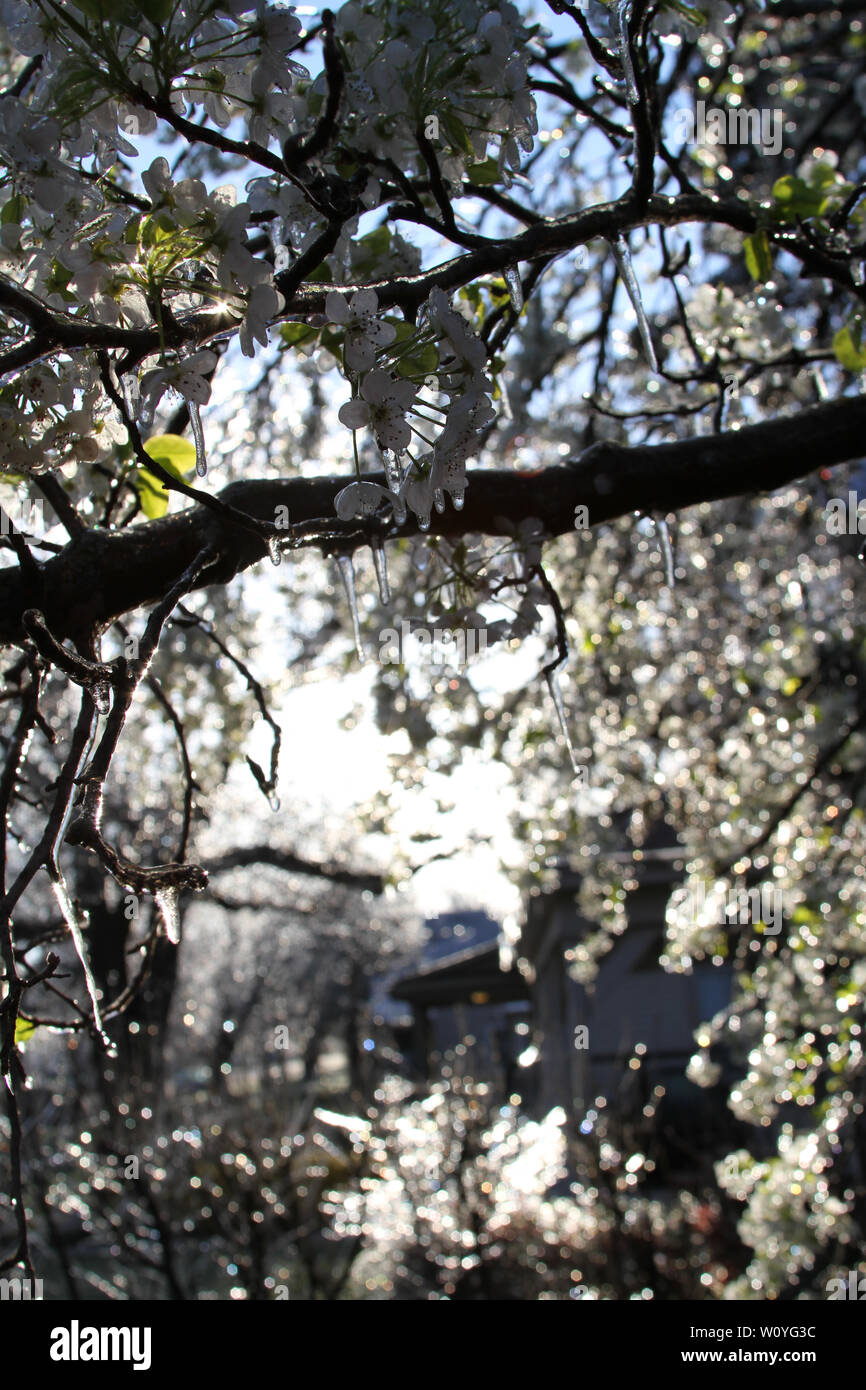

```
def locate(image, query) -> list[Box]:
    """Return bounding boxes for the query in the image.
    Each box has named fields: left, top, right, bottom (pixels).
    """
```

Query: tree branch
left=0, top=393, right=863, bottom=648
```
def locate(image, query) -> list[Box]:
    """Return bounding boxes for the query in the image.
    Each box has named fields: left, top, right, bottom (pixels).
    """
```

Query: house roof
left=389, top=940, right=530, bottom=1007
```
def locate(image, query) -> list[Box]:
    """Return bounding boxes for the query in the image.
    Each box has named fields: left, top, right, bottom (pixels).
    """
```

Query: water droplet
left=267, top=535, right=282, bottom=567
left=336, top=554, right=367, bottom=662
left=189, top=401, right=207, bottom=478
left=452, top=490, right=465, bottom=511
left=545, top=669, right=583, bottom=779
left=372, top=541, right=391, bottom=604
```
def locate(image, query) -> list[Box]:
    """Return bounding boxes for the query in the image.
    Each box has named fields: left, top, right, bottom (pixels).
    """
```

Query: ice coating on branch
left=93, top=682, right=111, bottom=715
left=614, top=0, right=640, bottom=106
left=267, top=535, right=282, bottom=566
left=336, top=554, right=367, bottom=662
left=610, top=234, right=658, bottom=373
left=505, top=266, right=524, bottom=313
left=189, top=400, right=207, bottom=478
left=545, top=670, right=583, bottom=779
left=372, top=541, right=391, bottom=604
left=655, top=517, right=675, bottom=588
left=52, top=874, right=112, bottom=1047
left=155, top=885, right=181, bottom=945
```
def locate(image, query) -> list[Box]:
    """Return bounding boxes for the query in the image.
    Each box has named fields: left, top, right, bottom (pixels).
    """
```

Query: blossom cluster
left=328, top=285, right=495, bottom=528
left=0, top=1, right=530, bottom=502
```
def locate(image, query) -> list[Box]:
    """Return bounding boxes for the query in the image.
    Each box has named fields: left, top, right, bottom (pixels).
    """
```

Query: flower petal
left=338, top=400, right=370, bottom=429
left=325, top=290, right=350, bottom=324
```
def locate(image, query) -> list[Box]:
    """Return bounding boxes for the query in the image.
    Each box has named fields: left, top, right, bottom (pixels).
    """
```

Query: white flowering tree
left=0, top=0, right=865, bottom=1297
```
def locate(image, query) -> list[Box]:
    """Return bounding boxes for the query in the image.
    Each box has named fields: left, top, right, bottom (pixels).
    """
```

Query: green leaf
left=466, top=158, right=501, bottom=187
left=1, top=194, right=26, bottom=224
left=135, top=434, right=196, bottom=520
left=280, top=321, right=318, bottom=348
left=487, top=277, right=512, bottom=305
left=143, top=434, right=196, bottom=475
left=744, top=230, right=773, bottom=283
left=385, top=318, right=417, bottom=344
left=833, top=321, right=866, bottom=371
left=14, top=1016, right=36, bottom=1045
left=395, top=343, right=439, bottom=378
left=441, top=111, right=474, bottom=158
left=663, top=0, right=710, bottom=24
left=306, top=261, right=333, bottom=283
left=771, top=175, right=827, bottom=221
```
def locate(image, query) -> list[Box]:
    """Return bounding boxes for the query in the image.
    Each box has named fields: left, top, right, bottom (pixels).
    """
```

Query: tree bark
left=2, top=393, right=863, bottom=649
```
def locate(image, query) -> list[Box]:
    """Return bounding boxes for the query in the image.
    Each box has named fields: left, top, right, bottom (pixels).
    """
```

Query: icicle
left=268, top=790, right=281, bottom=812
left=452, top=490, right=465, bottom=511
left=812, top=367, right=829, bottom=401
left=505, top=266, right=524, bottom=314
left=93, top=682, right=111, bottom=715
left=418, top=513, right=431, bottom=532
left=124, top=373, right=154, bottom=436
left=155, top=885, right=181, bottom=945
left=336, top=554, right=367, bottom=661
left=372, top=541, right=391, bottom=604
left=272, top=216, right=289, bottom=273
left=51, top=874, right=110, bottom=1045
left=610, top=234, right=658, bottom=373
left=267, top=534, right=282, bottom=567
left=189, top=401, right=207, bottom=478
left=382, top=448, right=403, bottom=494
left=392, top=494, right=407, bottom=525
left=655, top=516, right=675, bottom=588
left=545, top=669, right=583, bottom=779
left=433, top=488, right=446, bottom=515
left=614, top=0, right=640, bottom=106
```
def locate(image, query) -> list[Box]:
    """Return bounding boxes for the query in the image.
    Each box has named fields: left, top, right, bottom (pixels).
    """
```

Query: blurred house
left=387, top=835, right=737, bottom=1144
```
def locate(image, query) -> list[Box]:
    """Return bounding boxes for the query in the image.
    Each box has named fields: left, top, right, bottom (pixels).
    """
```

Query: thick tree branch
left=208, top=846, right=384, bottom=895
left=0, top=393, right=863, bottom=649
